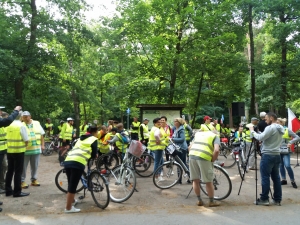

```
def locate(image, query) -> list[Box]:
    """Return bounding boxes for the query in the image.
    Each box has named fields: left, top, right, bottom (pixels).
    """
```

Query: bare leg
left=193, top=179, right=201, bottom=196
left=66, top=192, right=75, bottom=210
left=206, top=182, right=214, bottom=198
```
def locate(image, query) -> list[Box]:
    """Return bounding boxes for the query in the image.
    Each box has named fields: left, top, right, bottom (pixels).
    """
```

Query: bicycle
left=232, top=138, right=248, bottom=180
left=55, top=159, right=110, bottom=209
left=153, top=140, right=232, bottom=200
left=43, top=135, right=60, bottom=156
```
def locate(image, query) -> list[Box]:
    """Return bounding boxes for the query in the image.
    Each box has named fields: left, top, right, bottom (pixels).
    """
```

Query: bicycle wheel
left=43, top=142, right=53, bottom=156
left=90, top=171, right=110, bottom=209
left=200, top=165, right=232, bottom=200
left=153, top=162, right=182, bottom=189
left=55, top=169, right=85, bottom=193
left=237, top=152, right=247, bottom=180
left=133, top=153, right=154, bottom=177
left=107, top=165, right=136, bottom=203
left=96, top=153, right=119, bottom=171
left=219, top=145, right=236, bottom=168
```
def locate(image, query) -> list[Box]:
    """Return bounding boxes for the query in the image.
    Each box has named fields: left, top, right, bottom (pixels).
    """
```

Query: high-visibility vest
left=282, top=128, right=289, bottom=140
left=148, top=126, right=165, bottom=151
left=61, top=123, right=73, bottom=140
left=215, top=124, right=221, bottom=132
left=183, top=124, right=191, bottom=141
left=160, top=126, right=170, bottom=147
left=244, top=130, right=252, bottom=142
left=6, top=121, right=26, bottom=153
left=139, top=123, right=149, bottom=140
left=235, top=132, right=246, bottom=142
left=65, top=136, right=97, bottom=166
left=200, top=123, right=215, bottom=132
left=115, top=131, right=129, bottom=153
left=99, top=132, right=113, bottom=154
left=45, top=123, right=54, bottom=135
left=0, top=127, right=7, bottom=152
left=58, top=125, right=63, bottom=133
left=189, top=132, right=216, bottom=161
left=80, top=125, right=88, bottom=136
left=23, top=120, right=42, bottom=154
left=131, top=122, right=141, bottom=134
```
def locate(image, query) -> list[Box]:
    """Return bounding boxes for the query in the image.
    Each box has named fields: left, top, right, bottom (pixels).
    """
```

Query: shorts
left=189, top=158, right=214, bottom=183
left=65, top=167, right=83, bottom=193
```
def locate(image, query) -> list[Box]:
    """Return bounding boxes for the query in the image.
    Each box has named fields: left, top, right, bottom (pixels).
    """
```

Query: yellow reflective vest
left=61, top=123, right=73, bottom=140
left=79, top=125, right=88, bottom=136
left=45, top=123, right=54, bottom=135
left=99, top=132, right=113, bottom=154
left=115, top=131, right=129, bottom=153
left=282, top=128, right=289, bottom=140
left=200, top=123, right=215, bottom=132
left=6, top=121, right=26, bottom=153
left=139, top=123, right=149, bottom=140
left=0, top=127, right=7, bottom=152
left=131, top=122, right=141, bottom=134
left=148, top=126, right=165, bottom=151
left=65, top=136, right=98, bottom=166
left=23, top=120, right=42, bottom=155
left=189, top=132, right=216, bottom=161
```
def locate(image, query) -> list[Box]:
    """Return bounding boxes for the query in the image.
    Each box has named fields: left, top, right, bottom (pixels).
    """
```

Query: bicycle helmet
left=60, top=120, right=64, bottom=123
left=67, top=117, right=74, bottom=121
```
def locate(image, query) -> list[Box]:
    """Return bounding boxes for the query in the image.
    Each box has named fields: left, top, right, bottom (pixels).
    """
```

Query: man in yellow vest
left=5, top=109, right=30, bottom=198
left=59, top=118, right=74, bottom=166
left=130, top=117, right=140, bottom=141
left=79, top=121, right=89, bottom=136
left=244, top=117, right=259, bottom=170
left=0, top=106, right=23, bottom=210
left=21, top=111, right=45, bottom=188
left=45, top=118, right=53, bottom=137
left=200, top=116, right=215, bottom=131
left=189, top=130, right=220, bottom=207
left=139, top=118, right=150, bottom=146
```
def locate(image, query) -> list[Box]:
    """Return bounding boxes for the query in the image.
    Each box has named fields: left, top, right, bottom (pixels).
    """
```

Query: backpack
left=119, top=132, right=130, bottom=144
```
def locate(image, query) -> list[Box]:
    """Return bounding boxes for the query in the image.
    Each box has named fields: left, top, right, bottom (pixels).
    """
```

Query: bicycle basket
left=128, top=140, right=146, bottom=158
left=166, top=143, right=181, bottom=155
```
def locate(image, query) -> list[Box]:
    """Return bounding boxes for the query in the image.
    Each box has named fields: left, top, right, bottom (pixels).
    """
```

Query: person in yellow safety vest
left=148, top=118, right=165, bottom=181
left=58, top=120, right=64, bottom=134
left=200, top=116, right=215, bottom=132
left=107, top=120, right=114, bottom=132
left=244, top=117, right=259, bottom=170
left=79, top=121, right=89, bottom=136
left=59, top=118, right=74, bottom=166
left=277, top=118, right=299, bottom=188
left=160, top=116, right=173, bottom=162
left=213, top=118, right=221, bottom=133
left=139, top=118, right=150, bottom=146
left=97, top=125, right=107, bottom=149
left=130, top=117, right=140, bottom=141
left=99, top=128, right=117, bottom=154
left=224, top=124, right=231, bottom=136
left=107, top=123, right=130, bottom=157
left=0, top=106, right=23, bottom=205
left=64, top=125, right=98, bottom=213
left=21, top=111, right=45, bottom=188
left=188, top=131, right=220, bottom=207
left=183, top=121, right=193, bottom=146
left=5, top=109, right=30, bottom=198
left=234, top=126, right=246, bottom=142
left=45, top=118, right=54, bottom=137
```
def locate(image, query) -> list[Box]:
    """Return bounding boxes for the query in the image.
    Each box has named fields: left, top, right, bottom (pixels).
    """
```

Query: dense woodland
left=0, top=0, right=299, bottom=130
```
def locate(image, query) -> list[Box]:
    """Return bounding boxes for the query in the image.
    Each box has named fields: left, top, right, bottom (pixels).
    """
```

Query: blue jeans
left=280, top=153, right=295, bottom=181
left=260, top=154, right=282, bottom=202
left=153, top=150, right=164, bottom=176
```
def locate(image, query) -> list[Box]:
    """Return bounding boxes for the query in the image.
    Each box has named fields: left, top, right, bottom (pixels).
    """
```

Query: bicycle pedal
left=78, top=196, right=84, bottom=200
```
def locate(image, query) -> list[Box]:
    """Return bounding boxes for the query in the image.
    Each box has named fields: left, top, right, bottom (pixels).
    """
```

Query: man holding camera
left=250, top=112, right=284, bottom=206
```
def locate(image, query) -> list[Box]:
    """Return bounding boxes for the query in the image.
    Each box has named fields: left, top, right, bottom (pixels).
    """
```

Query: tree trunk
left=248, top=4, right=256, bottom=116
left=279, top=13, right=287, bottom=117
left=15, top=0, right=38, bottom=105
left=191, top=72, right=204, bottom=128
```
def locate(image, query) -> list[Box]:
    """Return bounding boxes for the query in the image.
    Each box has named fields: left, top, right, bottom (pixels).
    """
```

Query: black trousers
left=131, top=133, right=139, bottom=141
left=65, top=167, right=83, bottom=193
left=5, top=152, right=24, bottom=195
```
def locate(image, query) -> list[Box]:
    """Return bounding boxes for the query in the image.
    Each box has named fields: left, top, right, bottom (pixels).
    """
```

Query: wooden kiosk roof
left=136, top=104, right=185, bottom=110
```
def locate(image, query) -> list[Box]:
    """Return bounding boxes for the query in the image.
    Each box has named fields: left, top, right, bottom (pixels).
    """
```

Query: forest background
left=0, top=0, right=299, bottom=132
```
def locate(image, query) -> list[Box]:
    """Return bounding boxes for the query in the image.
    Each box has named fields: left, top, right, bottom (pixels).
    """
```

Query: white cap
left=260, top=112, right=266, bottom=117
left=22, top=111, right=31, bottom=116
left=0, top=106, right=5, bottom=109
left=67, top=117, right=74, bottom=121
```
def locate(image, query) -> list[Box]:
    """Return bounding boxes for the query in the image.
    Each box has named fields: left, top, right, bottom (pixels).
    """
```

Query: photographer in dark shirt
left=258, top=112, right=268, bottom=132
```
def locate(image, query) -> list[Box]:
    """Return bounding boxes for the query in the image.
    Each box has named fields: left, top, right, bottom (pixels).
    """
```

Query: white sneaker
left=160, top=171, right=164, bottom=177
left=171, top=171, right=174, bottom=175
left=65, top=206, right=81, bottom=213
left=158, top=176, right=165, bottom=182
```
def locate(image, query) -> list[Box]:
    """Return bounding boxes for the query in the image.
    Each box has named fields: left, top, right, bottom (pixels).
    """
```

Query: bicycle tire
left=107, top=165, right=136, bottom=203
left=55, top=169, right=85, bottom=193
left=90, top=171, right=110, bottom=209
left=43, top=142, right=54, bottom=156
left=96, top=153, right=119, bottom=171
left=152, top=162, right=182, bottom=189
left=237, top=152, right=247, bottom=180
left=200, top=165, right=232, bottom=200
left=133, top=153, right=154, bottom=177
left=219, top=145, right=236, bottom=168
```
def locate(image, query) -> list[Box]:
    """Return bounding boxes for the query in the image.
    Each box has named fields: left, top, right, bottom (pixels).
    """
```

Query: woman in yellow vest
left=79, top=121, right=88, bottom=136
left=148, top=118, right=165, bottom=181
left=277, top=118, right=300, bottom=189
left=64, top=126, right=98, bottom=213
left=107, top=123, right=130, bottom=158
